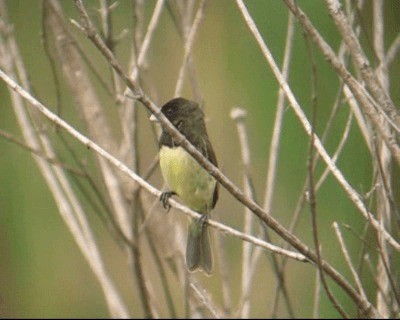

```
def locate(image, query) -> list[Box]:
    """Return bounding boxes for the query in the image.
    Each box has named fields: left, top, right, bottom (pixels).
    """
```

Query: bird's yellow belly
left=159, top=146, right=216, bottom=213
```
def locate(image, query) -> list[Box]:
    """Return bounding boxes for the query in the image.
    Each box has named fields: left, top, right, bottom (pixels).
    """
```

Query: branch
left=333, top=222, right=369, bottom=303
left=174, top=0, right=206, bottom=97
left=386, top=32, right=400, bottom=66
left=231, top=107, right=256, bottom=319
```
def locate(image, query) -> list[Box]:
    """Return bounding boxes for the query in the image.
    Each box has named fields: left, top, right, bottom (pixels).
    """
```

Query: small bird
left=150, top=97, right=218, bottom=275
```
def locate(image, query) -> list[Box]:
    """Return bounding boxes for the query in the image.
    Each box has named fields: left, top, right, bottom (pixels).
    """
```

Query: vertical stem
left=373, top=1, right=394, bottom=317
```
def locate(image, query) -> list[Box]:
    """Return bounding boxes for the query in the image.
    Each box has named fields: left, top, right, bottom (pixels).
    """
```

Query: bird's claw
left=198, top=214, right=208, bottom=230
left=160, top=191, right=176, bottom=212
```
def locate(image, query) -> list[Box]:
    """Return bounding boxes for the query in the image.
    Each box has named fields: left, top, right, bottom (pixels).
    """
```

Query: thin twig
left=215, top=232, right=232, bottom=317
left=263, top=13, right=296, bottom=318
left=263, top=11, right=295, bottom=220
left=232, top=107, right=295, bottom=318
left=190, top=283, right=220, bottom=319
left=333, top=222, right=369, bottom=302
left=174, top=0, right=206, bottom=97
left=305, top=32, right=349, bottom=316
left=231, top=107, right=255, bottom=319
left=364, top=255, right=393, bottom=309
left=310, top=177, right=348, bottom=318
left=130, top=195, right=157, bottom=319
left=372, top=1, right=395, bottom=317
left=119, top=0, right=164, bottom=192
left=312, top=268, right=321, bottom=319
left=0, top=129, right=85, bottom=176
left=126, top=0, right=165, bottom=90
left=144, top=224, right=178, bottom=318
left=98, top=0, right=123, bottom=103
left=386, top=32, right=400, bottom=66
left=173, top=0, right=203, bottom=102
left=315, top=112, right=352, bottom=190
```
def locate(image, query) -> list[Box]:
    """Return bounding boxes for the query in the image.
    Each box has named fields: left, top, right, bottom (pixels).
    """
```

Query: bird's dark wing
left=203, top=137, right=219, bottom=209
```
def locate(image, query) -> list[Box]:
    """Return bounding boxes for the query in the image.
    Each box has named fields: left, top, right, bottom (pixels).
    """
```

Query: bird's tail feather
left=186, top=218, right=213, bottom=275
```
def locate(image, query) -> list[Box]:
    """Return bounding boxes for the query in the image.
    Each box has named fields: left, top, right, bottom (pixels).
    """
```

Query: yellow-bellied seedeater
left=150, top=97, right=218, bottom=275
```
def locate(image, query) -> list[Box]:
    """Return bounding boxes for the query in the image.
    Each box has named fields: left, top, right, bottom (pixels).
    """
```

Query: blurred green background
left=0, top=0, right=399, bottom=318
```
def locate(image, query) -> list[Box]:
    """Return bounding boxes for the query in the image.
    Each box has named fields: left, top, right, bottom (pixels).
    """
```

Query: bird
left=150, top=97, right=218, bottom=275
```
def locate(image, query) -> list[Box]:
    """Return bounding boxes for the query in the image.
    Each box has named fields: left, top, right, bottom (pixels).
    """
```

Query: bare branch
left=231, top=107, right=255, bottom=318
left=312, top=269, right=321, bottom=319
left=174, top=0, right=206, bottom=97
left=333, top=222, right=369, bottom=302
left=386, top=32, right=400, bottom=66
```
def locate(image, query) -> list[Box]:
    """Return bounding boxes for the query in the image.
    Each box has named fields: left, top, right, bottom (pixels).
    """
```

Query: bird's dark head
left=158, top=97, right=205, bottom=133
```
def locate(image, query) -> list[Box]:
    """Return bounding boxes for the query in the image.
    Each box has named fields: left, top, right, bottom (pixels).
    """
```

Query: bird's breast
left=159, top=146, right=216, bottom=213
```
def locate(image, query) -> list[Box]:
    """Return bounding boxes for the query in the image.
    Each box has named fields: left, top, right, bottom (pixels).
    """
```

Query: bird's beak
left=150, top=114, right=159, bottom=122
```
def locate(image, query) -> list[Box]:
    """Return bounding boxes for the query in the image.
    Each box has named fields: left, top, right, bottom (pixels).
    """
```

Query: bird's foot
left=160, top=191, right=177, bottom=212
left=198, top=214, right=209, bottom=230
